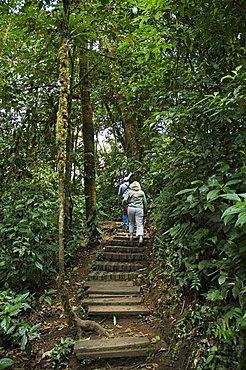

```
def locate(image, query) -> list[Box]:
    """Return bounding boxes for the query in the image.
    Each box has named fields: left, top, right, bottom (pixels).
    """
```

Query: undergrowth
left=152, top=164, right=246, bottom=369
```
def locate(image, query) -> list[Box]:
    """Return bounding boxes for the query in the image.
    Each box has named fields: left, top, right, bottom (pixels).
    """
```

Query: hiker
left=122, top=181, right=147, bottom=245
left=118, top=173, right=132, bottom=230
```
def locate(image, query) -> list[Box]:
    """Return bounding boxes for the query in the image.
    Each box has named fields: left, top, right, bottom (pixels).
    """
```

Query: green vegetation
left=0, top=290, right=40, bottom=350
left=0, top=0, right=245, bottom=368
left=50, top=337, right=75, bottom=368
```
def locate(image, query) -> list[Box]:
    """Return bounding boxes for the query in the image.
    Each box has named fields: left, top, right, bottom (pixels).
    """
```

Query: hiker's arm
left=143, top=193, right=147, bottom=216
left=122, top=193, right=129, bottom=206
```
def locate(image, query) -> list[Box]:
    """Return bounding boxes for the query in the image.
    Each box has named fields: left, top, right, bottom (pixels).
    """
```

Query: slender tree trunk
left=79, top=45, right=99, bottom=245
left=64, top=46, right=76, bottom=239
left=56, top=35, right=69, bottom=276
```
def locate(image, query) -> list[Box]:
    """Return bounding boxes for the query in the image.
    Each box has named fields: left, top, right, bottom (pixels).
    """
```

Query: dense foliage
left=0, top=0, right=245, bottom=368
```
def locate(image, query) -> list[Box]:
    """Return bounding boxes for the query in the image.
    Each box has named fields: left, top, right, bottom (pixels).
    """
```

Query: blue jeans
left=122, top=207, right=129, bottom=230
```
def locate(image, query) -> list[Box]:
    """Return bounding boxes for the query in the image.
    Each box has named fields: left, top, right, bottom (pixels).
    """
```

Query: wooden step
left=112, top=236, right=150, bottom=243
left=84, top=280, right=134, bottom=288
left=104, top=245, right=143, bottom=253
left=74, top=336, right=151, bottom=360
left=82, top=296, right=142, bottom=306
left=113, top=235, right=133, bottom=240
left=115, top=233, right=150, bottom=239
left=108, top=240, right=148, bottom=247
left=93, top=261, right=143, bottom=272
left=108, top=239, right=138, bottom=246
left=86, top=285, right=141, bottom=295
left=100, top=252, right=145, bottom=262
left=87, top=304, right=149, bottom=316
left=115, top=232, right=131, bottom=238
left=87, top=271, right=138, bottom=281
left=87, top=293, right=139, bottom=298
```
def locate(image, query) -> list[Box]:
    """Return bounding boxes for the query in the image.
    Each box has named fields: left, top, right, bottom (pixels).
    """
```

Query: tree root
left=57, top=274, right=109, bottom=338
left=73, top=312, right=110, bottom=337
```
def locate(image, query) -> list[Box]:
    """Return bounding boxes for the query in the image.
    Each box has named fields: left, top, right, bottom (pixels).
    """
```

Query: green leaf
left=199, top=185, right=209, bottom=193
left=222, top=206, right=246, bottom=218
left=0, top=358, right=15, bottom=370
left=35, top=261, right=43, bottom=270
left=225, top=180, right=242, bottom=186
left=221, top=74, right=234, bottom=81
left=191, top=180, right=202, bottom=185
left=198, top=260, right=210, bottom=271
left=207, top=189, right=220, bottom=201
left=210, top=236, right=218, bottom=244
left=176, top=188, right=196, bottom=195
left=218, top=275, right=227, bottom=285
left=15, top=204, right=25, bottom=210
left=223, top=214, right=234, bottom=226
left=1, top=316, right=10, bottom=331
left=220, top=193, right=241, bottom=202
left=207, top=290, right=225, bottom=301
left=206, top=355, right=214, bottom=364
left=232, top=285, right=239, bottom=299
left=44, top=296, right=52, bottom=305
left=235, top=212, right=246, bottom=227
left=20, top=334, right=28, bottom=350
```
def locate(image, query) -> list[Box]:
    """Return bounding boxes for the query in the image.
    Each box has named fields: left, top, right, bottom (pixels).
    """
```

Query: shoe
left=138, top=236, right=143, bottom=246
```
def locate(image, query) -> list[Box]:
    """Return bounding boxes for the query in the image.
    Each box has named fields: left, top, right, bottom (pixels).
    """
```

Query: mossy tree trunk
left=64, top=46, right=76, bottom=240
left=56, top=34, right=69, bottom=277
left=79, top=45, right=100, bottom=245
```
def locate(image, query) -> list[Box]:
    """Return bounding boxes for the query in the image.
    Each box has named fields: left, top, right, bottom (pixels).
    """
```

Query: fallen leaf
left=79, top=337, right=91, bottom=341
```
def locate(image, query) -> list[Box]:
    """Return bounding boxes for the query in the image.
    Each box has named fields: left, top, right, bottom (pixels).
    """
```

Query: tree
left=79, top=44, right=100, bottom=244
left=55, top=0, right=108, bottom=337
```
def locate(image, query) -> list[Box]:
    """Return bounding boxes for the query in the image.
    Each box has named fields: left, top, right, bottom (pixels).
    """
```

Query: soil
left=3, top=220, right=191, bottom=370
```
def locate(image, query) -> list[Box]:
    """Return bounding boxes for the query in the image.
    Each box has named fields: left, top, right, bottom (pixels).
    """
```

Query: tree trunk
left=54, top=0, right=108, bottom=339
left=79, top=45, right=100, bottom=245
left=117, top=94, right=142, bottom=161
left=64, top=46, right=76, bottom=240
left=56, top=35, right=69, bottom=276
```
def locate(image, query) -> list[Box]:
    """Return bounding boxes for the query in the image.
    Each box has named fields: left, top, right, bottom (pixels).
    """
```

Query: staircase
left=74, top=227, right=155, bottom=364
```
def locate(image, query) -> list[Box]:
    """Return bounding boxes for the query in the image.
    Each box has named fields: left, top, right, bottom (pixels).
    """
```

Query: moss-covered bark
left=64, top=46, right=76, bottom=240
left=56, top=35, right=69, bottom=276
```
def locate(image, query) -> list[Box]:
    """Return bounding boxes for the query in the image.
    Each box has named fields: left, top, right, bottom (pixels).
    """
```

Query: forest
left=0, top=0, right=246, bottom=368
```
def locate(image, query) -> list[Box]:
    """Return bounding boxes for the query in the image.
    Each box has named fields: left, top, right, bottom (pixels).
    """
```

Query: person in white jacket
left=123, top=181, right=147, bottom=245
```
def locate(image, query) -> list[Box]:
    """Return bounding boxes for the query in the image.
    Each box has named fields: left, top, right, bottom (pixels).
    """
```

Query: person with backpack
left=122, top=181, right=147, bottom=245
left=118, top=173, right=132, bottom=230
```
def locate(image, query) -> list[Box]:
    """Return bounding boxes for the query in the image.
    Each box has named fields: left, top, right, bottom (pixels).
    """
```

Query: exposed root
left=73, top=312, right=110, bottom=337
left=57, top=274, right=109, bottom=338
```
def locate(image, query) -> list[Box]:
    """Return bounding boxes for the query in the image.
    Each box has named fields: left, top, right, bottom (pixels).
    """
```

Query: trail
left=73, top=222, right=165, bottom=369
